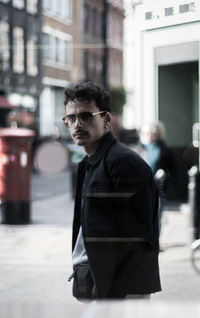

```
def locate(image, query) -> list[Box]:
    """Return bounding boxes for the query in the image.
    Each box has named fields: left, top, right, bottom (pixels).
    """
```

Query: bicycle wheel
left=191, top=239, right=200, bottom=273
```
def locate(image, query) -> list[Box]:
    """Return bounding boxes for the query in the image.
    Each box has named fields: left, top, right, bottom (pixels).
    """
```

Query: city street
left=1, top=0, right=200, bottom=316
left=0, top=172, right=200, bottom=317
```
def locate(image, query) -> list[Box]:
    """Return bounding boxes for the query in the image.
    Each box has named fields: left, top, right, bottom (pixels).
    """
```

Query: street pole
left=189, top=53, right=200, bottom=241
left=189, top=122, right=200, bottom=241
left=102, top=0, right=109, bottom=89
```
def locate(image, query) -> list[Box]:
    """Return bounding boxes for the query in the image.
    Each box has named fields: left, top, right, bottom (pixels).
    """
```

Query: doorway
left=158, top=61, right=199, bottom=200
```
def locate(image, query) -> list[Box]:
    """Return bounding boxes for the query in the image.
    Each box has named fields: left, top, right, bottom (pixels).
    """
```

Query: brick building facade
left=0, top=0, right=42, bottom=129
left=82, top=0, right=124, bottom=87
left=0, top=0, right=125, bottom=137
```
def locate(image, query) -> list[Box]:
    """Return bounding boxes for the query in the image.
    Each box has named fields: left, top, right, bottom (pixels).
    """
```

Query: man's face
left=141, top=127, right=158, bottom=144
left=65, top=99, right=110, bottom=155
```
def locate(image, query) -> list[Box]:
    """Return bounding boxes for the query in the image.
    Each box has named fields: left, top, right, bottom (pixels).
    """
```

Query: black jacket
left=72, top=132, right=161, bottom=298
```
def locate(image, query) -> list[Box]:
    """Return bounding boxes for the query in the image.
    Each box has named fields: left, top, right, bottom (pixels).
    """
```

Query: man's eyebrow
left=65, top=111, right=76, bottom=115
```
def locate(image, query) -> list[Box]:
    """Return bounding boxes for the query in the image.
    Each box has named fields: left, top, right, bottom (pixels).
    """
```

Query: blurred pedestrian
left=140, top=122, right=177, bottom=234
left=63, top=82, right=161, bottom=300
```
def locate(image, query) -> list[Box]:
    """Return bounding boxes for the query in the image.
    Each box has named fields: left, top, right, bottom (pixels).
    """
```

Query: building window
left=165, top=7, right=174, bottom=16
left=92, top=8, right=97, bottom=37
left=63, top=0, right=72, bottom=20
left=96, top=10, right=101, bottom=39
left=96, top=54, right=102, bottom=84
left=55, top=37, right=59, bottom=62
left=119, top=21, right=123, bottom=46
left=13, top=0, right=24, bottom=9
left=42, top=33, right=50, bottom=60
left=114, top=16, right=121, bottom=47
left=0, top=21, right=10, bottom=71
left=84, top=4, right=93, bottom=35
left=179, top=4, right=189, bottom=13
left=84, top=51, right=89, bottom=79
left=27, top=35, right=38, bottom=76
left=43, top=0, right=72, bottom=21
left=179, top=2, right=195, bottom=13
left=145, top=11, right=152, bottom=20
left=55, top=0, right=61, bottom=15
left=190, top=2, right=195, bottom=11
left=13, top=26, right=24, bottom=73
left=84, top=3, right=90, bottom=33
left=42, top=31, right=72, bottom=67
left=64, top=39, right=71, bottom=65
left=43, top=0, right=51, bottom=11
left=84, top=52, right=102, bottom=84
left=109, top=59, right=121, bottom=87
left=107, top=16, right=112, bottom=44
left=27, top=0, right=38, bottom=14
left=91, top=54, right=96, bottom=78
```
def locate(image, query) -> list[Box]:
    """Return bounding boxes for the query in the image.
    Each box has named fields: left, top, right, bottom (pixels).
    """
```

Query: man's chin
left=73, top=138, right=86, bottom=146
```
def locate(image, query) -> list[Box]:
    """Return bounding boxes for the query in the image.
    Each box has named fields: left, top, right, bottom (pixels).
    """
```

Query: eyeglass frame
left=62, top=111, right=107, bottom=127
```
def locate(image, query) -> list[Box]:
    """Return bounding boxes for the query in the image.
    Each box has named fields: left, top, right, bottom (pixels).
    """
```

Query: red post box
left=0, top=128, right=35, bottom=224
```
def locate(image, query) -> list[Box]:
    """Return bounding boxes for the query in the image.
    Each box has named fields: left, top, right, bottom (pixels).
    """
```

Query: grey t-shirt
left=72, top=226, right=88, bottom=266
left=72, top=164, right=89, bottom=267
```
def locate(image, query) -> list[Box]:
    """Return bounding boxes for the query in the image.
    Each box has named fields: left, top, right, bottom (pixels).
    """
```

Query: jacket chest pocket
left=83, top=185, right=116, bottom=217
left=83, top=186, right=137, bottom=228
left=83, top=186, right=118, bottom=235
left=83, top=185, right=135, bottom=221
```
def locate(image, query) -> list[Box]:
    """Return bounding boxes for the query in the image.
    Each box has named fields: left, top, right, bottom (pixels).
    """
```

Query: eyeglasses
left=62, top=111, right=107, bottom=127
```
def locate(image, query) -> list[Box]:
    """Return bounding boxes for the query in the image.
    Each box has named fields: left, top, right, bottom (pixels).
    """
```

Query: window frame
left=42, top=28, right=72, bottom=69
left=13, top=26, right=25, bottom=74
left=0, top=20, right=10, bottom=71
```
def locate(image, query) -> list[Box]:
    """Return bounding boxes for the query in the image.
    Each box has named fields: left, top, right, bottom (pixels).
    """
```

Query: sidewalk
left=152, top=203, right=200, bottom=302
left=0, top=192, right=88, bottom=317
left=0, top=196, right=200, bottom=317
left=81, top=204, right=200, bottom=318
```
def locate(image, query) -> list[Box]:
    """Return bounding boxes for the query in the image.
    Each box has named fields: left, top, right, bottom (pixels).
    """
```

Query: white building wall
left=39, top=87, right=55, bottom=136
left=39, top=76, right=71, bottom=137
left=129, top=0, right=200, bottom=128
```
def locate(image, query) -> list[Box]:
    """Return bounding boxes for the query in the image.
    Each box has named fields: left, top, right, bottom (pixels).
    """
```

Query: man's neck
left=84, top=131, right=109, bottom=157
left=84, top=141, right=101, bottom=157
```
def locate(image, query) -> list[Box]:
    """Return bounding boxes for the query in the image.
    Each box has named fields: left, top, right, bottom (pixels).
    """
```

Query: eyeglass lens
left=64, top=112, right=93, bottom=127
left=63, top=111, right=106, bottom=127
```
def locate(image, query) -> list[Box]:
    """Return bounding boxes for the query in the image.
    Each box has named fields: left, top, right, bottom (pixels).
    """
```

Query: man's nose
left=74, top=116, right=82, bottom=128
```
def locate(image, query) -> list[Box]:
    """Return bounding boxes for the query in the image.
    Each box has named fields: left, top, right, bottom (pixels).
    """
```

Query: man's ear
left=104, top=112, right=112, bottom=128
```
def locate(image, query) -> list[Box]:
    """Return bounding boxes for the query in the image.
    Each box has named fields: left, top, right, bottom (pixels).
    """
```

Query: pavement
left=0, top=172, right=200, bottom=317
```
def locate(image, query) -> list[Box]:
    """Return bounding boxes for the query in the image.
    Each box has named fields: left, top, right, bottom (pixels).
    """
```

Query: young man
left=64, top=82, right=161, bottom=299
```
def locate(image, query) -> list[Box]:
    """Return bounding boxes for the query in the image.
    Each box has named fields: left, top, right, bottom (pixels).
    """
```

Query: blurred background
left=1, top=0, right=199, bottom=200
left=1, top=0, right=200, bottom=315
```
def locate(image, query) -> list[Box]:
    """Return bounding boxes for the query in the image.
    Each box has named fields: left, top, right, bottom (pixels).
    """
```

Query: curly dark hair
left=64, top=81, right=111, bottom=112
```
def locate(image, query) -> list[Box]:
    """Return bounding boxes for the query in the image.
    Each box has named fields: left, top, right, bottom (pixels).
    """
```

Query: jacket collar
left=84, top=131, right=116, bottom=166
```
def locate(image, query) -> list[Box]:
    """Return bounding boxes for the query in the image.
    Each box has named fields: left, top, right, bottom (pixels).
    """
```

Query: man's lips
left=73, top=130, right=88, bottom=137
